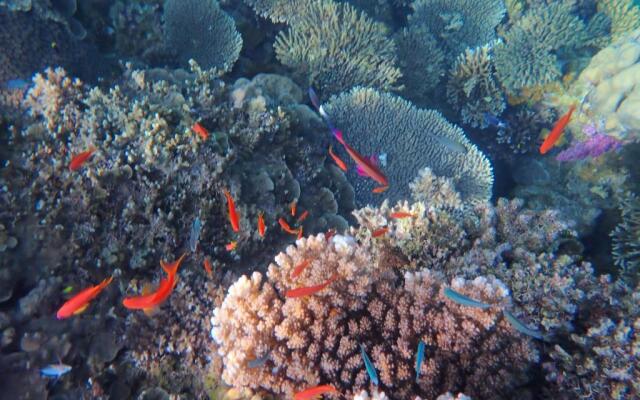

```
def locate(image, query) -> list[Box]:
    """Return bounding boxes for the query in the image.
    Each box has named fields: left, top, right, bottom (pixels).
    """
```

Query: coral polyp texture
left=323, top=87, right=493, bottom=207
left=409, top=0, right=505, bottom=57
left=611, top=193, right=640, bottom=279
left=164, top=0, right=242, bottom=71
left=242, top=0, right=302, bottom=23
left=211, top=234, right=537, bottom=399
left=597, top=0, right=640, bottom=41
left=446, top=45, right=505, bottom=128
left=274, top=1, right=402, bottom=98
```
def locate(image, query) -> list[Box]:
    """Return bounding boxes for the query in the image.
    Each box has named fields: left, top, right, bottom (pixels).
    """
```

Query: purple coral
left=556, top=122, right=622, bottom=162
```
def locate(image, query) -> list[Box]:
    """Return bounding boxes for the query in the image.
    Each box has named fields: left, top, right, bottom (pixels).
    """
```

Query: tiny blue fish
left=503, top=310, right=544, bottom=340
left=483, top=112, right=508, bottom=129
left=443, top=287, right=491, bottom=309
left=359, top=344, right=379, bottom=386
left=415, top=340, right=425, bottom=381
left=5, top=78, right=29, bottom=90
left=247, top=352, right=270, bottom=368
left=40, top=363, right=72, bottom=378
left=189, top=217, right=203, bottom=253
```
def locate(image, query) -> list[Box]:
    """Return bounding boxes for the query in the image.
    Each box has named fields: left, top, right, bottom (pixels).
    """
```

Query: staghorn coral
left=446, top=45, right=505, bottom=128
left=323, top=87, right=493, bottom=207
left=212, top=233, right=537, bottom=399
left=242, top=0, right=303, bottom=23
left=611, top=192, right=640, bottom=279
left=409, top=0, right=505, bottom=57
left=274, top=1, right=402, bottom=99
left=164, top=0, right=242, bottom=72
left=597, top=0, right=640, bottom=41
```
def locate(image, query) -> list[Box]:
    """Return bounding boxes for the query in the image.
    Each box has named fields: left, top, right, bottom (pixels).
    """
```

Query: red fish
left=192, top=122, right=209, bottom=140
left=223, top=189, right=240, bottom=232
left=290, top=201, right=297, bottom=217
left=226, top=241, right=237, bottom=251
left=390, top=212, right=416, bottom=219
left=56, top=276, right=113, bottom=319
left=372, top=226, right=388, bottom=237
left=324, top=229, right=336, bottom=240
left=285, top=273, right=338, bottom=298
left=278, top=217, right=299, bottom=235
left=203, top=257, right=213, bottom=276
left=257, top=211, right=266, bottom=238
left=539, top=105, right=576, bottom=154
left=122, top=254, right=185, bottom=310
left=297, top=227, right=304, bottom=239
left=296, top=210, right=309, bottom=224
left=372, top=186, right=388, bottom=194
left=294, top=384, right=339, bottom=400
left=332, top=129, right=388, bottom=192
left=68, top=146, right=96, bottom=171
left=328, top=145, right=347, bottom=172
left=291, top=259, right=311, bottom=278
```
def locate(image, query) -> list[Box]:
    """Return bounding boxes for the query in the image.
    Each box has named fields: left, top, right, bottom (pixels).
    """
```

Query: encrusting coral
left=164, top=0, right=242, bottom=72
left=446, top=45, right=505, bottom=128
left=274, top=0, right=402, bottom=99
left=323, top=87, right=494, bottom=207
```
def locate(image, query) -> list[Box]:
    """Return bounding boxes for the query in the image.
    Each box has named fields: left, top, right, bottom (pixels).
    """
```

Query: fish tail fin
left=99, top=276, right=114, bottom=290
left=308, top=87, right=321, bottom=110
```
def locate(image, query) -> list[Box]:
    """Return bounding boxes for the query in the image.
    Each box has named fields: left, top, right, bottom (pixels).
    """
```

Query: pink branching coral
left=212, top=233, right=538, bottom=399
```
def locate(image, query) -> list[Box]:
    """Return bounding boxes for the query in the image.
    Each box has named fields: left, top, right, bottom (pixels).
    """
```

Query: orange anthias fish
left=332, top=129, right=388, bottom=192
left=278, top=217, right=299, bottom=235
left=56, top=276, right=113, bottom=319
left=285, top=273, right=338, bottom=298
left=122, top=253, right=185, bottom=310
left=390, top=212, right=416, bottom=219
left=539, top=104, right=577, bottom=154
left=328, top=145, right=347, bottom=172
left=223, top=189, right=240, bottom=232
left=372, top=226, right=389, bottom=237
left=291, top=259, right=312, bottom=278
left=294, top=384, right=339, bottom=400
left=296, top=210, right=309, bottom=224
left=324, top=229, right=336, bottom=240
left=203, top=257, right=213, bottom=276
left=297, top=227, right=303, bottom=240
left=257, top=211, right=266, bottom=237
left=290, top=200, right=297, bottom=216
left=192, top=122, right=209, bottom=140
left=225, top=241, right=237, bottom=251
left=68, top=146, right=97, bottom=171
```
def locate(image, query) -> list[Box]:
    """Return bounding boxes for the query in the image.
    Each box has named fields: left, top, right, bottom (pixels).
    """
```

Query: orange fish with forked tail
left=122, top=254, right=185, bottom=311
left=56, top=276, right=113, bottom=319
left=257, top=211, right=266, bottom=237
left=332, top=129, right=389, bottom=193
left=285, top=273, right=339, bottom=298
left=539, top=105, right=576, bottom=154
left=69, top=146, right=97, bottom=171
left=294, top=384, right=339, bottom=400
left=223, top=189, right=240, bottom=232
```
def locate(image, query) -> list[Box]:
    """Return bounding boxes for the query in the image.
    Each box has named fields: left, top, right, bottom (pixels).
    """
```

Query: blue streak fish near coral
left=415, top=340, right=426, bottom=381
left=40, top=362, right=72, bottom=378
left=359, top=344, right=379, bottom=385
left=443, top=287, right=490, bottom=309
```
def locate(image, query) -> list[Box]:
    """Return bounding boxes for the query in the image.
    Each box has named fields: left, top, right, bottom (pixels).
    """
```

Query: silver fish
left=433, top=135, right=467, bottom=154
left=189, top=217, right=203, bottom=253
left=443, top=287, right=491, bottom=309
left=503, top=310, right=544, bottom=340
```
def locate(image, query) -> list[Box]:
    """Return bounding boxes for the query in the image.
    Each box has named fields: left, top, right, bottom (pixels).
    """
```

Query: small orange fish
left=333, top=129, right=388, bottom=187
left=68, top=146, right=96, bottom=171
left=372, top=226, right=388, bottom=237
left=257, top=211, right=266, bottom=237
left=291, top=259, right=312, bottom=278
left=297, top=227, right=303, bottom=239
left=192, top=122, right=209, bottom=140
left=56, top=276, right=113, bottom=319
left=296, top=210, right=309, bottom=224
left=290, top=200, right=297, bottom=216
left=328, top=145, right=347, bottom=172
left=294, top=384, right=339, bottom=400
left=226, top=241, right=237, bottom=251
left=324, top=229, right=336, bottom=240
left=122, top=253, right=185, bottom=311
left=278, top=217, right=298, bottom=235
left=285, top=273, right=338, bottom=298
left=540, top=104, right=576, bottom=154
left=223, top=189, right=240, bottom=232
left=203, top=257, right=213, bottom=276
left=372, top=185, right=389, bottom=194
left=390, top=212, right=416, bottom=219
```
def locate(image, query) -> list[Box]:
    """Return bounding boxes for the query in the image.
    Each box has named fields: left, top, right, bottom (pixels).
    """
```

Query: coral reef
left=409, top=0, right=505, bottom=57
left=274, top=1, right=402, bottom=98
left=212, top=234, right=537, bottom=399
left=0, top=0, right=87, bottom=39
left=242, top=0, right=303, bottom=23
left=495, top=105, right=556, bottom=156
left=446, top=45, right=505, bottom=128
left=108, top=1, right=164, bottom=63
left=323, top=87, right=493, bottom=206
left=611, top=192, right=640, bottom=279
left=164, top=0, right=242, bottom=72
left=409, top=167, right=464, bottom=212
left=597, top=0, right=640, bottom=41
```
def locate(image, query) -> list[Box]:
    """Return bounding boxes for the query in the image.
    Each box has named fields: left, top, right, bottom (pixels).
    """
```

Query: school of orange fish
left=54, top=88, right=575, bottom=397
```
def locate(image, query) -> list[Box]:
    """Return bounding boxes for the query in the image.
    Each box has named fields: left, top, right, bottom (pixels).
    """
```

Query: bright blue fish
left=359, top=344, right=379, bottom=386
left=503, top=310, right=544, bottom=340
left=443, top=287, right=490, bottom=309
left=483, top=112, right=508, bottom=129
left=189, top=217, right=202, bottom=253
left=40, top=363, right=72, bottom=378
left=415, top=340, right=425, bottom=381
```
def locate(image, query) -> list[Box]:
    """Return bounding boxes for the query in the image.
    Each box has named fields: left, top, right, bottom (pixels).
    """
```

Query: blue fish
left=359, top=344, right=379, bottom=386
left=40, top=363, right=72, bottom=378
left=415, top=340, right=425, bottom=381
left=483, top=112, right=508, bottom=129
left=503, top=310, right=544, bottom=340
left=5, top=78, right=29, bottom=90
left=443, top=287, right=491, bottom=309
left=189, top=217, right=202, bottom=253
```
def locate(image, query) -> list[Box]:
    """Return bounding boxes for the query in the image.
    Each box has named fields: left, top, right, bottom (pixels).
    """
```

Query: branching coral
left=212, top=234, right=537, bottom=399
left=164, top=0, right=242, bottom=72
left=446, top=45, right=505, bottom=128
left=409, top=167, right=464, bottom=213
left=597, top=0, right=640, bottom=41
left=242, top=0, right=303, bottom=23
left=409, top=0, right=505, bottom=57
left=611, top=192, right=640, bottom=278
left=323, top=87, right=493, bottom=207
left=274, top=1, right=402, bottom=98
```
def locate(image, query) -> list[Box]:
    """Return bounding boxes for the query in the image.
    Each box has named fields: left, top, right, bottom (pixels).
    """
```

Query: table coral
left=164, top=0, right=242, bottom=72
left=323, top=87, right=493, bottom=207
left=274, top=1, right=401, bottom=98
left=211, top=234, right=537, bottom=399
